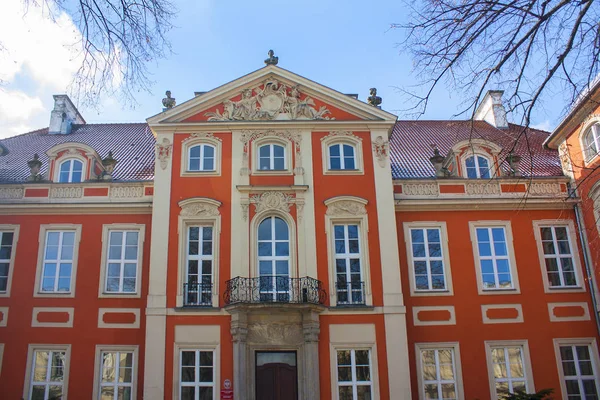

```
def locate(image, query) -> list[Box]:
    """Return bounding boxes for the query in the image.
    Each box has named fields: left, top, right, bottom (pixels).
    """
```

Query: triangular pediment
left=147, top=66, right=397, bottom=125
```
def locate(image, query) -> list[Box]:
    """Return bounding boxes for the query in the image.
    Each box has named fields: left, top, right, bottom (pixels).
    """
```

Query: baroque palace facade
left=0, top=57, right=599, bottom=400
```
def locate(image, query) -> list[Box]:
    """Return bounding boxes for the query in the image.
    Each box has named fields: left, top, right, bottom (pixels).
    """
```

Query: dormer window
left=58, top=159, right=83, bottom=183
left=328, top=144, right=356, bottom=170
left=465, top=155, right=491, bottom=179
left=259, top=144, right=286, bottom=170
left=188, top=144, right=215, bottom=171
left=582, top=122, right=600, bottom=162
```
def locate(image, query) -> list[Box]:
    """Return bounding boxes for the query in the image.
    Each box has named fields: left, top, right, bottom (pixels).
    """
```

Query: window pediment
left=178, top=197, right=221, bottom=217
left=46, top=142, right=103, bottom=182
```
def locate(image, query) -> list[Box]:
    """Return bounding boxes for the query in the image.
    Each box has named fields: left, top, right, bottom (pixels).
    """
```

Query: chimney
left=474, top=90, right=508, bottom=129
left=48, top=95, right=86, bottom=134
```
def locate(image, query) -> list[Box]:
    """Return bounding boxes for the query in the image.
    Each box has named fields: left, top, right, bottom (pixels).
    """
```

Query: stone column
left=231, top=311, right=248, bottom=400
left=302, top=310, right=321, bottom=400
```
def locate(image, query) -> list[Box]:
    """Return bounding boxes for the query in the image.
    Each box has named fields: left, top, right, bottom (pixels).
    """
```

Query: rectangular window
left=180, top=350, right=215, bottom=400
left=29, top=350, right=67, bottom=400
left=475, top=227, right=513, bottom=290
left=337, top=349, right=372, bottom=400
left=490, top=346, right=528, bottom=397
left=105, top=230, right=139, bottom=293
left=185, top=226, right=213, bottom=306
left=99, top=351, right=134, bottom=399
left=0, top=231, right=14, bottom=292
left=410, top=228, right=446, bottom=291
left=540, top=226, right=578, bottom=287
left=334, top=224, right=364, bottom=305
left=419, top=348, right=458, bottom=400
left=559, top=344, right=600, bottom=399
left=41, top=231, right=75, bottom=293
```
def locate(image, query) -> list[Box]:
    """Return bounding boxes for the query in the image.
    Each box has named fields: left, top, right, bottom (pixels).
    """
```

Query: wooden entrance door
left=255, top=352, right=298, bottom=400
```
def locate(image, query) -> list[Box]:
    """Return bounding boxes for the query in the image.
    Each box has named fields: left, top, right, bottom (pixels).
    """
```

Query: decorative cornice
left=181, top=132, right=222, bottom=143
left=325, top=196, right=368, bottom=216
left=320, top=130, right=363, bottom=142
left=179, top=197, right=222, bottom=217
left=372, top=136, right=389, bottom=167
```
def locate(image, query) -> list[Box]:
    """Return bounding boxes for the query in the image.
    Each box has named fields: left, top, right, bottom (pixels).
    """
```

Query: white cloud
left=0, top=89, right=45, bottom=137
left=531, top=120, right=553, bottom=132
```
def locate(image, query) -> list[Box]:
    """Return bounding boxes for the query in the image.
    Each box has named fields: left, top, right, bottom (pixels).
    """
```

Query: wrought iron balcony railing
left=224, top=276, right=327, bottom=305
left=183, top=282, right=213, bottom=307
left=335, top=281, right=366, bottom=306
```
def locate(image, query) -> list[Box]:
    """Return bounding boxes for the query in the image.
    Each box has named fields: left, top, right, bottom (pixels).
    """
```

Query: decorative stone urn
left=429, top=148, right=447, bottom=177
left=507, top=151, right=522, bottom=176
left=102, top=151, right=118, bottom=180
left=27, top=154, right=43, bottom=182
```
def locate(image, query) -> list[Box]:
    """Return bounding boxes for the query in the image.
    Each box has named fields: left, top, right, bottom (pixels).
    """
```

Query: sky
left=0, top=0, right=562, bottom=139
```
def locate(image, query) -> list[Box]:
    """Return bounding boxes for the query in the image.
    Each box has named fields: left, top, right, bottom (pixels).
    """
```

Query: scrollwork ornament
left=156, top=138, right=172, bottom=170
left=372, top=136, right=390, bottom=167
left=250, top=192, right=294, bottom=214
left=182, top=132, right=221, bottom=143
left=180, top=202, right=220, bottom=217
left=325, top=200, right=366, bottom=216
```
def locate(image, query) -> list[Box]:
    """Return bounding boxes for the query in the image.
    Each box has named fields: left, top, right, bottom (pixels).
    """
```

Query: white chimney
left=48, top=95, right=85, bottom=134
left=474, top=90, right=508, bottom=129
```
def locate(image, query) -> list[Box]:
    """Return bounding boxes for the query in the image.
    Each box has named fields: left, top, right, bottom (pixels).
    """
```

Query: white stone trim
left=414, top=342, right=465, bottom=400
left=468, top=220, right=521, bottom=295
left=413, top=305, right=456, bottom=326
left=481, top=304, right=524, bottom=324
left=324, top=196, right=372, bottom=306
left=180, top=132, right=223, bottom=177
left=251, top=136, right=294, bottom=175
left=33, top=224, right=82, bottom=298
left=403, top=221, right=454, bottom=297
left=92, top=345, right=139, bottom=400
left=320, top=131, right=364, bottom=175
left=0, top=225, right=19, bottom=297
left=98, top=224, right=146, bottom=298
left=31, top=307, right=74, bottom=328
left=484, top=340, right=535, bottom=400
left=0, top=307, right=7, bottom=327
left=177, top=197, right=221, bottom=307
left=22, top=344, right=71, bottom=400
left=548, top=302, right=591, bottom=322
left=98, top=308, right=141, bottom=329
left=553, top=337, right=600, bottom=398
left=579, top=114, right=600, bottom=165
left=532, top=220, right=586, bottom=293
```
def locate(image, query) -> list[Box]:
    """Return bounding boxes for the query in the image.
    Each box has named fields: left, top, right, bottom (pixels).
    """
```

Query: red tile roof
left=390, top=120, right=564, bottom=179
left=0, top=123, right=154, bottom=183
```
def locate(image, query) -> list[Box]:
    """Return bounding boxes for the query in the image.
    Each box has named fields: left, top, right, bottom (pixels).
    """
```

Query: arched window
left=258, top=144, right=286, bottom=171
left=328, top=144, right=356, bottom=170
left=257, top=216, right=289, bottom=301
left=583, top=123, right=600, bottom=162
left=188, top=144, right=215, bottom=171
left=465, top=155, right=491, bottom=179
left=58, top=159, right=83, bottom=183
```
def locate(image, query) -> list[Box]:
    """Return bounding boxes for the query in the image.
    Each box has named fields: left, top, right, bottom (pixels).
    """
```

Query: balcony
left=335, top=281, right=366, bottom=306
left=224, top=276, right=327, bottom=306
left=183, top=282, right=213, bottom=307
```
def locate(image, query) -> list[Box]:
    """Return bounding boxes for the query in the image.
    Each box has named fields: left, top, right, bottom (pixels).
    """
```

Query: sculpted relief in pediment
left=205, top=79, right=335, bottom=121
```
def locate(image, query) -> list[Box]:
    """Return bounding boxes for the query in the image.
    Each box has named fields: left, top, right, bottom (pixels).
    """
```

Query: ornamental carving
left=182, top=132, right=222, bottom=143
left=465, top=182, right=500, bottom=195
left=320, top=131, right=362, bottom=142
left=582, top=113, right=600, bottom=128
left=0, top=188, right=24, bottom=199
left=372, top=136, right=390, bottom=167
left=205, top=80, right=334, bottom=121
left=325, top=200, right=367, bottom=216
left=240, top=130, right=303, bottom=176
left=403, top=183, right=440, bottom=196
left=156, top=138, right=172, bottom=170
left=250, top=192, right=294, bottom=214
left=110, top=186, right=144, bottom=198
left=529, top=182, right=562, bottom=196
left=247, top=322, right=303, bottom=345
left=50, top=186, right=83, bottom=199
left=180, top=202, right=220, bottom=217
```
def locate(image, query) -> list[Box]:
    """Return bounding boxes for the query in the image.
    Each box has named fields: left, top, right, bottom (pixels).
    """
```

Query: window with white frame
left=188, top=144, right=215, bottom=172
left=419, top=348, right=458, bottom=400
left=490, top=346, right=529, bottom=397
left=329, top=143, right=356, bottom=170
left=185, top=226, right=213, bottom=306
left=0, top=231, right=14, bottom=292
left=475, top=227, right=513, bottom=290
left=558, top=344, right=600, bottom=399
left=334, top=224, right=364, bottom=305
left=583, top=123, right=600, bottom=162
left=29, top=349, right=67, bottom=400
left=258, top=144, right=286, bottom=170
left=465, top=155, right=491, bottom=179
left=58, top=159, right=83, bottom=183
left=257, top=217, right=290, bottom=302
left=337, top=349, right=372, bottom=400
left=180, top=350, right=215, bottom=400
left=41, top=231, right=75, bottom=292
left=105, top=230, right=139, bottom=293
left=98, top=350, right=135, bottom=399
left=409, top=228, right=446, bottom=291
left=539, top=226, right=578, bottom=288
